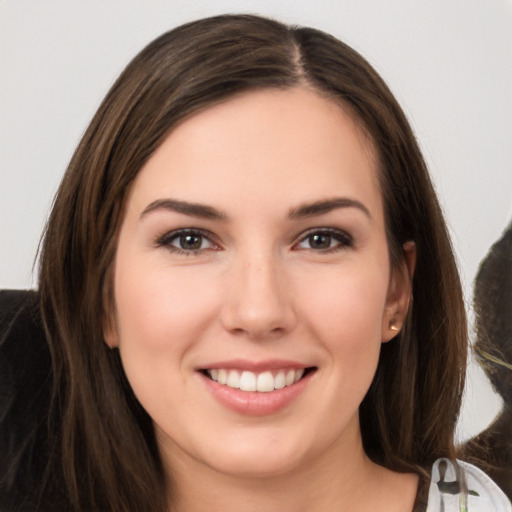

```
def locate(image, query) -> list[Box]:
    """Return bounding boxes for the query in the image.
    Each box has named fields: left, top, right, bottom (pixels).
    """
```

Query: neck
left=161, top=424, right=418, bottom=512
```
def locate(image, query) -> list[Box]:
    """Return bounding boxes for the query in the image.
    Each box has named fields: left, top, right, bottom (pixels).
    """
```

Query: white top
left=426, top=459, right=511, bottom=512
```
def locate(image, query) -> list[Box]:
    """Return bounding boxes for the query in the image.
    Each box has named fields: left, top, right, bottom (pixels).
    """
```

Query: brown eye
left=308, top=233, right=332, bottom=249
left=296, top=229, right=352, bottom=252
left=178, top=234, right=204, bottom=250
left=156, top=229, right=216, bottom=254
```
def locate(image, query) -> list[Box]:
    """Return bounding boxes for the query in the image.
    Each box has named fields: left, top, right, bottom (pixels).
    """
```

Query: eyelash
left=155, top=229, right=218, bottom=256
left=294, top=228, right=353, bottom=253
left=155, top=227, right=353, bottom=256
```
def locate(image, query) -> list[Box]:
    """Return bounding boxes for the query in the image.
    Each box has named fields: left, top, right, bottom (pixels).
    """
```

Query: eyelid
left=154, top=226, right=353, bottom=255
left=155, top=228, right=221, bottom=253
left=293, top=227, right=353, bottom=251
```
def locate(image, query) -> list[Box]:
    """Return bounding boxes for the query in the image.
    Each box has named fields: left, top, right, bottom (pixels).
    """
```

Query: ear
left=381, top=241, right=416, bottom=342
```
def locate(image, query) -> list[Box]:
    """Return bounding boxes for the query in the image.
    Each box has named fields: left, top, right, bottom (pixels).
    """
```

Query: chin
left=204, top=447, right=308, bottom=479
left=191, top=423, right=330, bottom=480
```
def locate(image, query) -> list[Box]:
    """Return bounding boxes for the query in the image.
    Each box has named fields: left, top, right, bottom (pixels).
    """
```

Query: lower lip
left=199, top=371, right=313, bottom=416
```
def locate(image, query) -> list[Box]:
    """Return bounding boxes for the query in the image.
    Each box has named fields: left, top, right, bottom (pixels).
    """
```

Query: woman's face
left=106, top=87, right=411, bottom=478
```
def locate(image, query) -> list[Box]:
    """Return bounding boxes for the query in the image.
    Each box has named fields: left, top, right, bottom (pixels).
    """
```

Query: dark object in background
left=459, top=221, right=512, bottom=500
left=0, top=290, right=65, bottom=512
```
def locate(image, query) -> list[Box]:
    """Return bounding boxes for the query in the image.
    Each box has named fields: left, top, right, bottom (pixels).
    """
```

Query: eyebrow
left=288, top=197, right=372, bottom=220
left=140, top=196, right=371, bottom=222
left=141, top=199, right=228, bottom=220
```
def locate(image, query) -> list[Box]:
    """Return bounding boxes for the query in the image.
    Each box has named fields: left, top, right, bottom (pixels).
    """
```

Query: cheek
left=296, top=261, right=389, bottom=375
left=113, top=255, right=222, bottom=353
left=111, top=255, right=224, bottom=416
left=110, top=260, right=225, bottom=430
left=300, top=264, right=388, bottom=335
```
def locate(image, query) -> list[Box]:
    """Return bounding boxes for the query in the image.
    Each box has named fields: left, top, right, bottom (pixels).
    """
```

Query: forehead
left=126, top=87, right=381, bottom=218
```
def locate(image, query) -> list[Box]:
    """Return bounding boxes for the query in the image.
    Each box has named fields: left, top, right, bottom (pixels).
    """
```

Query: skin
left=105, top=87, right=417, bottom=511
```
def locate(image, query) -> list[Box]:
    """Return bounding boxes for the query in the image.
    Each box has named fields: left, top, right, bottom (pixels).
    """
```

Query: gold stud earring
left=389, top=319, right=399, bottom=331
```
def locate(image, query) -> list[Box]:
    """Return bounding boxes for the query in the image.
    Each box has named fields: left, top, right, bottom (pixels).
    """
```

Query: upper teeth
left=207, top=368, right=305, bottom=392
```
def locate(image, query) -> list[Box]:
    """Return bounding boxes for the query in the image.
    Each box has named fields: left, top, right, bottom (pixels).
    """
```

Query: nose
left=220, top=253, right=297, bottom=340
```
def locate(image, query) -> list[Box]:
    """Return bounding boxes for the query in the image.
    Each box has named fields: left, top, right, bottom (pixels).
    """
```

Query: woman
left=1, top=14, right=509, bottom=512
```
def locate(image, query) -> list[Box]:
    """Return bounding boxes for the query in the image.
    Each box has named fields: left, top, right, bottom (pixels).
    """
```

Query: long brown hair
left=38, top=14, right=467, bottom=511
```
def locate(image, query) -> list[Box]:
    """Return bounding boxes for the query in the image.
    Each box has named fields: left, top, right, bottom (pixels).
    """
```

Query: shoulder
left=426, top=458, right=511, bottom=512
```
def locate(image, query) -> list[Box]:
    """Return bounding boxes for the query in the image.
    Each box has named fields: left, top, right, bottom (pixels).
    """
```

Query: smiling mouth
left=201, top=367, right=316, bottom=392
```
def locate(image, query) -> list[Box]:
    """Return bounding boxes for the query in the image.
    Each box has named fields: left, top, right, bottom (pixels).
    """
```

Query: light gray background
left=1, top=0, right=511, bottom=443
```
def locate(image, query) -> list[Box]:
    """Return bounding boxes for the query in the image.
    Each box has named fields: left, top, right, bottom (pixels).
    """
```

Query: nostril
left=227, top=325, right=287, bottom=340
left=219, top=270, right=298, bottom=338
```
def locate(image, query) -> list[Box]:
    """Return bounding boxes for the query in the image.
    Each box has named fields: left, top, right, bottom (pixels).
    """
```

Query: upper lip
left=198, top=359, right=311, bottom=372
